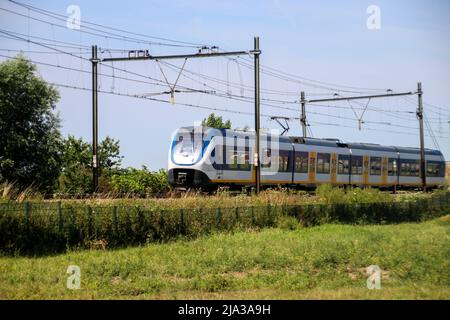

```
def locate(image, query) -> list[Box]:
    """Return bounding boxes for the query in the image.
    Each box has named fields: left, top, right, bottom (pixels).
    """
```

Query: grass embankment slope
left=1, top=215, right=449, bottom=300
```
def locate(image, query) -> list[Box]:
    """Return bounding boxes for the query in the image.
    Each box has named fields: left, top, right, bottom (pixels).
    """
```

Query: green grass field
left=1, top=215, right=449, bottom=299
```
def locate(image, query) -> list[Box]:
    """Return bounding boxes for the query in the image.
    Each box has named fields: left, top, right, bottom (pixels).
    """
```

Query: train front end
left=168, top=126, right=215, bottom=189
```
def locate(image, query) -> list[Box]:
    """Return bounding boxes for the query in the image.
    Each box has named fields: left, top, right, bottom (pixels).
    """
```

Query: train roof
left=179, top=127, right=443, bottom=157
left=291, top=137, right=442, bottom=156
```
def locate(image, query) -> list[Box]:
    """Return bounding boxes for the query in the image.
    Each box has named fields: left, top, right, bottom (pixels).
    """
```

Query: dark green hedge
left=1, top=192, right=449, bottom=255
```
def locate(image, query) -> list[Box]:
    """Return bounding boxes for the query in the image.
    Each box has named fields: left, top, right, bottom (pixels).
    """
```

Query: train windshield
left=177, top=132, right=200, bottom=154
left=172, top=127, right=204, bottom=164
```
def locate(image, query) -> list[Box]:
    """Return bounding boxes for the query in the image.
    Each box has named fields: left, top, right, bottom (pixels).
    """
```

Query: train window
left=370, top=157, right=382, bottom=176
left=388, top=158, right=397, bottom=176
left=427, top=162, right=436, bottom=176
left=317, top=153, right=331, bottom=174
left=337, top=155, right=350, bottom=174
left=227, top=149, right=238, bottom=169
left=225, top=136, right=251, bottom=171
left=261, top=135, right=271, bottom=168
left=400, top=162, right=408, bottom=176
left=278, top=154, right=290, bottom=172
left=403, top=159, right=420, bottom=176
left=351, top=156, right=363, bottom=175
left=295, top=152, right=308, bottom=173
left=176, top=131, right=201, bottom=154
left=227, top=137, right=238, bottom=169
left=413, top=161, right=420, bottom=176
left=240, top=136, right=250, bottom=171
left=427, top=161, right=445, bottom=177
left=177, top=135, right=190, bottom=153
left=400, top=159, right=420, bottom=176
left=238, top=153, right=249, bottom=170
left=261, top=148, right=271, bottom=168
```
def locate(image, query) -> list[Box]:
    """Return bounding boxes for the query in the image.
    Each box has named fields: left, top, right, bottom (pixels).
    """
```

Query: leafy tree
left=201, top=113, right=232, bottom=129
left=58, top=135, right=123, bottom=193
left=0, top=56, right=62, bottom=192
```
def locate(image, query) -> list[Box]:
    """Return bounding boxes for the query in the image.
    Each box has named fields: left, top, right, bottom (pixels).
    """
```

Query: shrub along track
left=0, top=191, right=449, bottom=255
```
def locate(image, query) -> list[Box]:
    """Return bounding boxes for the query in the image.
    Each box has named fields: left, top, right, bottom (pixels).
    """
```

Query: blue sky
left=1, top=0, right=449, bottom=170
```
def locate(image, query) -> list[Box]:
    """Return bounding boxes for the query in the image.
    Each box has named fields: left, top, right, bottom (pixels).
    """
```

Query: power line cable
left=2, top=30, right=449, bottom=141
left=9, top=0, right=209, bottom=47
left=2, top=4, right=203, bottom=48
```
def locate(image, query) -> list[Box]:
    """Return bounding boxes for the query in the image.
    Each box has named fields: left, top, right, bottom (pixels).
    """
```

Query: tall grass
left=1, top=216, right=449, bottom=299
left=315, top=184, right=394, bottom=204
left=0, top=181, right=44, bottom=202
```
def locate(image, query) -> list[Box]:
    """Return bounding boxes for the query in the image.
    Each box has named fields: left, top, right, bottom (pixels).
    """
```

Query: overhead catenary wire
left=9, top=0, right=209, bottom=47
left=0, top=5, right=204, bottom=49
left=5, top=0, right=409, bottom=96
left=424, top=115, right=441, bottom=150
left=1, top=2, right=400, bottom=97
left=1, top=6, right=449, bottom=145
left=4, top=1, right=449, bottom=118
left=309, top=120, right=449, bottom=140
left=0, top=53, right=170, bottom=88
left=0, top=48, right=91, bottom=54
left=0, top=31, right=91, bottom=50
left=0, top=31, right=199, bottom=92
left=223, top=54, right=391, bottom=94
left=159, top=59, right=446, bottom=123
left=1, top=53, right=449, bottom=141
left=403, top=96, right=450, bottom=117
left=2, top=31, right=449, bottom=139
left=0, top=29, right=139, bottom=53
left=158, top=61, right=426, bottom=128
left=2, top=52, right=446, bottom=138
left=40, top=81, right=450, bottom=140
left=45, top=81, right=280, bottom=119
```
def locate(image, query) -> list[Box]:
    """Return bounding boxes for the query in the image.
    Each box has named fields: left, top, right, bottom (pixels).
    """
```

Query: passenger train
left=168, top=126, right=446, bottom=189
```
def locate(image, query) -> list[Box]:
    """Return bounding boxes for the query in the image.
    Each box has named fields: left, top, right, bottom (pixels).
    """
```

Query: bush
left=276, top=215, right=302, bottom=230
left=316, top=184, right=393, bottom=204
left=110, top=167, right=169, bottom=194
left=344, top=187, right=393, bottom=203
left=0, top=192, right=449, bottom=255
left=315, top=184, right=346, bottom=204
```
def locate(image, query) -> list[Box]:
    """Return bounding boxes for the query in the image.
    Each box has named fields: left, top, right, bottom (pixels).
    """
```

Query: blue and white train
left=168, top=126, right=446, bottom=189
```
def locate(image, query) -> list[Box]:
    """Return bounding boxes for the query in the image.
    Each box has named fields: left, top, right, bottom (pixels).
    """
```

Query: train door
left=309, top=152, right=316, bottom=184
left=381, top=157, right=388, bottom=185
left=331, top=153, right=337, bottom=185
left=363, top=155, right=370, bottom=185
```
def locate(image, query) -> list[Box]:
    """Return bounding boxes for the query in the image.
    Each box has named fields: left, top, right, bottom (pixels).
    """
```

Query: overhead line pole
left=300, top=91, right=306, bottom=137
left=91, top=45, right=100, bottom=192
left=254, top=37, right=261, bottom=194
left=98, top=37, right=263, bottom=193
left=417, top=82, right=426, bottom=190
